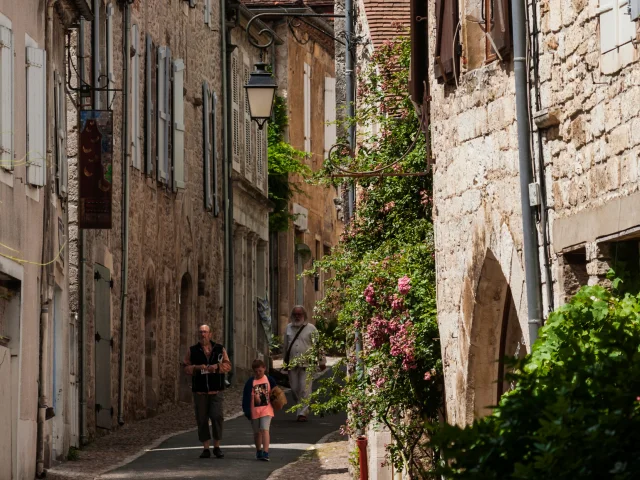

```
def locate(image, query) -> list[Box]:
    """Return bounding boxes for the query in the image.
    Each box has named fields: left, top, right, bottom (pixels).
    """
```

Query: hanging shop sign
left=78, top=110, right=113, bottom=229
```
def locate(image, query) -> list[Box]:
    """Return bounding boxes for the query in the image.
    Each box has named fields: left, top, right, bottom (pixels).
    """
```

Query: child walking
left=242, top=359, right=277, bottom=461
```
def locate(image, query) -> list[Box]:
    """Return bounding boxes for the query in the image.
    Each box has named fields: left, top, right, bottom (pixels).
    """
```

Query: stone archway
left=465, top=249, right=525, bottom=421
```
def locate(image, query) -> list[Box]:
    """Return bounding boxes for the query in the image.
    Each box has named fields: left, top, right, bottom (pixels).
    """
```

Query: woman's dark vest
left=190, top=341, right=226, bottom=393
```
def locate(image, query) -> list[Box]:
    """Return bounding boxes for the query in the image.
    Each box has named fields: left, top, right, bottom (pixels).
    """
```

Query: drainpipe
left=92, top=0, right=100, bottom=109
left=511, top=0, right=543, bottom=344
left=36, top=2, right=59, bottom=475
left=78, top=17, right=88, bottom=447
left=117, top=0, right=131, bottom=426
left=221, top=0, right=235, bottom=380
left=345, top=0, right=355, bottom=221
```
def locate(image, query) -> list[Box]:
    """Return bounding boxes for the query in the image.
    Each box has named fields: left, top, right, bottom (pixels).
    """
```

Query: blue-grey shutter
left=172, top=59, right=185, bottom=191
left=203, top=82, right=212, bottom=210
left=145, top=35, right=153, bottom=176
left=156, top=46, right=167, bottom=183
left=165, top=47, right=171, bottom=186
left=131, top=24, right=141, bottom=170
left=26, top=47, right=46, bottom=186
left=156, top=47, right=167, bottom=182
left=0, top=25, right=13, bottom=170
left=94, top=264, right=112, bottom=429
left=212, top=90, right=219, bottom=217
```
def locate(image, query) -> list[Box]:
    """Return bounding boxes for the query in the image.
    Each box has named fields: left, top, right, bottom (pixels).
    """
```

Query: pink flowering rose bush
left=302, top=35, right=442, bottom=477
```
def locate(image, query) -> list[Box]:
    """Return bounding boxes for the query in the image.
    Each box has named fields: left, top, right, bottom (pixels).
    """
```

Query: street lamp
left=244, top=62, right=277, bottom=130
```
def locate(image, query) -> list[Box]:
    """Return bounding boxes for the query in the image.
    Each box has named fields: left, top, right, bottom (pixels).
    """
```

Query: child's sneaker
left=256, top=450, right=263, bottom=460
left=261, top=451, right=270, bottom=461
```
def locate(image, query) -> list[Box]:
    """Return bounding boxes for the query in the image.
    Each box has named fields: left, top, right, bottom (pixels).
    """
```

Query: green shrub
left=431, top=284, right=640, bottom=479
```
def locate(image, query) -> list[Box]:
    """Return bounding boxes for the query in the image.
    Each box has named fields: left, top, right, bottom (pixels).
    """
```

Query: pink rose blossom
left=397, top=276, right=411, bottom=295
left=363, top=283, right=376, bottom=305
left=424, top=372, right=431, bottom=381
left=391, top=294, right=404, bottom=311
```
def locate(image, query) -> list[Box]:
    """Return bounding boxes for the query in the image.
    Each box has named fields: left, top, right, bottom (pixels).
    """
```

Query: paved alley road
left=99, top=384, right=346, bottom=480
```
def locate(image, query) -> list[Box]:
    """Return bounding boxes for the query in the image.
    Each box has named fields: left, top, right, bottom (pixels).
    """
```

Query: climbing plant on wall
left=268, top=95, right=311, bottom=232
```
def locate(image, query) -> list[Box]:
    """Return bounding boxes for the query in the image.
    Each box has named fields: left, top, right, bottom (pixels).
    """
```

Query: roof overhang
left=58, top=0, right=93, bottom=27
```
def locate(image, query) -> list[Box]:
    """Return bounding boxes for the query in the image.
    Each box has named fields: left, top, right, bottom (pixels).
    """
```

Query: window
left=598, top=0, right=637, bottom=74
left=0, top=17, right=13, bottom=170
left=303, top=62, right=311, bottom=153
left=26, top=45, right=46, bottom=187
left=462, top=0, right=511, bottom=71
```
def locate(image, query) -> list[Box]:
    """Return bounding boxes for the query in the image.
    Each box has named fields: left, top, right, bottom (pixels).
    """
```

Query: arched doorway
left=466, top=250, right=525, bottom=420
left=144, top=283, right=158, bottom=416
left=179, top=274, right=192, bottom=403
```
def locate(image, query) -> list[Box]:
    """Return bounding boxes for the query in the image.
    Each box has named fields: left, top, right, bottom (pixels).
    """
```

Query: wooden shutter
left=618, top=0, right=636, bottom=47
left=211, top=90, right=219, bottom=216
left=172, top=59, right=185, bottom=191
left=26, top=47, right=46, bottom=187
left=303, top=62, right=311, bottom=152
left=54, top=71, right=67, bottom=197
left=204, top=0, right=213, bottom=28
left=94, top=264, right=112, bottom=430
left=0, top=25, right=13, bottom=170
left=131, top=24, right=141, bottom=170
left=324, top=77, right=336, bottom=159
left=232, top=55, right=240, bottom=169
left=490, top=0, right=512, bottom=58
left=256, top=126, right=266, bottom=191
left=243, top=60, right=253, bottom=182
left=165, top=48, right=171, bottom=186
left=203, top=82, right=212, bottom=210
left=434, top=0, right=460, bottom=84
left=107, top=4, right=115, bottom=108
left=410, top=0, right=428, bottom=103
left=145, top=35, right=154, bottom=176
left=157, top=46, right=167, bottom=183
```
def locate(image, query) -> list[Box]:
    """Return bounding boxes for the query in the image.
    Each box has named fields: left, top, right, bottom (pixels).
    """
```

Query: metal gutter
left=511, top=0, right=544, bottom=345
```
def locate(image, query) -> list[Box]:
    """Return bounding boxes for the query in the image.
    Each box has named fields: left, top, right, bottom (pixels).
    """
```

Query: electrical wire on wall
left=526, top=0, right=554, bottom=315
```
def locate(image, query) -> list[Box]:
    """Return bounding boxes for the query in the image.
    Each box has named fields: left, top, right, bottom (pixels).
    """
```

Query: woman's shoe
left=256, top=450, right=263, bottom=460
left=261, top=451, right=270, bottom=461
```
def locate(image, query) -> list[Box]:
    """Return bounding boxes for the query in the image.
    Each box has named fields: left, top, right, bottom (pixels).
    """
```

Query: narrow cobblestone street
left=48, top=371, right=348, bottom=480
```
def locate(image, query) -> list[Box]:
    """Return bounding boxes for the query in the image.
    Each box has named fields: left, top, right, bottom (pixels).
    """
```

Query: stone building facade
left=0, top=0, right=91, bottom=478
left=228, top=6, right=273, bottom=379
left=417, top=0, right=640, bottom=425
left=242, top=2, right=344, bottom=338
left=69, top=0, right=227, bottom=440
left=273, top=17, right=343, bottom=337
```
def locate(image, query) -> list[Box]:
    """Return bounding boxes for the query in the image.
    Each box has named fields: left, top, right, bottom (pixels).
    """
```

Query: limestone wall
left=429, top=0, right=640, bottom=424
left=73, top=0, right=226, bottom=439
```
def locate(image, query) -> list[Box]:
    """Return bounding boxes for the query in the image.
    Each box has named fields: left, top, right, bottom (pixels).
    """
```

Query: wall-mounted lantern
left=244, top=62, right=277, bottom=130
